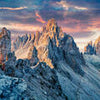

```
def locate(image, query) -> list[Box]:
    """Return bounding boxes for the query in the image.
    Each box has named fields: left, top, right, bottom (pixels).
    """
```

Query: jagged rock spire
left=0, top=27, right=11, bottom=61
left=84, top=41, right=96, bottom=55
left=84, top=36, right=100, bottom=55
left=43, top=18, right=60, bottom=33
left=46, top=18, right=57, bottom=31
left=1, top=27, right=10, bottom=38
left=94, top=36, right=100, bottom=55
left=34, top=31, right=41, bottom=45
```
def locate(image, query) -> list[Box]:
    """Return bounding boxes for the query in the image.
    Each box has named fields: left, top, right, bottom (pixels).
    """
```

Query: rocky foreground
left=0, top=19, right=100, bottom=100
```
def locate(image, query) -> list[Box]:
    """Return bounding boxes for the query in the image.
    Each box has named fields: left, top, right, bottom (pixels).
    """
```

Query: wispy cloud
left=55, top=0, right=88, bottom=11
left=74, top=6, right=88, bottom=10
left=35, top=11, right=46, bottom=23
left=0, top=7, right=27, bottom=10
left=56, top=1, right=69, bottom=10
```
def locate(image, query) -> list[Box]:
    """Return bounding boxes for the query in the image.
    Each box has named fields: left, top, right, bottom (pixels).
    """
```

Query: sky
left=0, top=0, right=100, bottom=51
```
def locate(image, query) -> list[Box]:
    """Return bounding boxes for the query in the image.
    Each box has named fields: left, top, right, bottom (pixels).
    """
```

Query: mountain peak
left=2, top=27, right=7, bottom=31
left=0, top=27, right=11, bottom=39
left=0, top=28, right=11, bottom=60
left=43, top=18, right=59, bottom=33
left=1, top=27, right=7, bottom=35
left=47, top=18, right=57, bottom=26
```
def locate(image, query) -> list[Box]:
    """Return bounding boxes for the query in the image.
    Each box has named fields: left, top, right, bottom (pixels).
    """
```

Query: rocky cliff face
left=13, top=34, right=33, bottom=51
left=13, top=18, right=85, bottom=75
left=36, top=18, right=85, bottom=75
left=13, top=33, right=35, bottom=59
left=0, top=27, right=11, bottom=60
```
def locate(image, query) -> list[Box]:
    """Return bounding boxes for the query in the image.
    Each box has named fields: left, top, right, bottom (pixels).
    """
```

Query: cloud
left=0, top=7, right=27, bottom=10
left=0, top=22, right=41, bottom=32
left=74, top=6, right=88, bottom=10
left=35, top=11, right=46, bottom=23
left=55, top=0, right=88, bottom=11
left=56, top=1, right=69, bottom=10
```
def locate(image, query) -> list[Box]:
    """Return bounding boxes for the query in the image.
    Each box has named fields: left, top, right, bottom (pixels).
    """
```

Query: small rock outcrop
left=84, top=36, right=100, bottom=55
left=84, top=41, right=96, bottom=55
left=94, top=36, right=100, bottom=55
left=0, top=27, right=11, bottom=61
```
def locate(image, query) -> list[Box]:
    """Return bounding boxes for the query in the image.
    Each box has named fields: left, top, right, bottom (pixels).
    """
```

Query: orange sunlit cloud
left=58, top=19, right=89, bottom=33
left=35, top=11, right=46, bottom=23
left=0, top=7, right=27, bottom=10
left=74, top=6, right=88, bottom=10
left=57, top=17, right=100, bottom=34
left=86, top=18, right=100, bottom=32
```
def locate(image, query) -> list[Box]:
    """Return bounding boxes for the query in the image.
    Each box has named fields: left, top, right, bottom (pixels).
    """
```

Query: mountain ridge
left=0, top=18, right=99, bottom=100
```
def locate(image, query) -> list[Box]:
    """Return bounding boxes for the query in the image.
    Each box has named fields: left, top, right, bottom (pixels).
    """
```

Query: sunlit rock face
left=36, top=18, right=85, bottom=75
left=84, top=41, right=96, bottom=55
left=34, top=31, right=41, bottom=45
left=13, top=33, right=35, bottom=59
left=13, top=34, right=32, bottom=51
left=0, top=27, right=11, bottom=60
left=13, top=18, right=85, bottom=75
left=28, top=46, right=39, bottom=66
left=94, top=36, right=100, bottom=55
